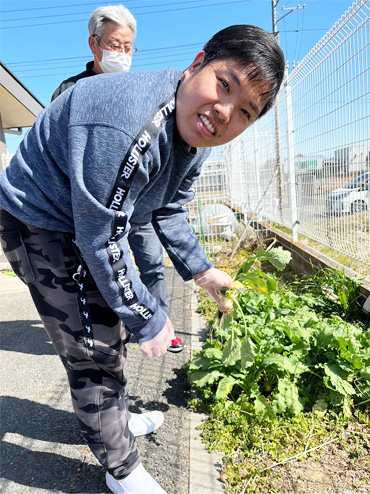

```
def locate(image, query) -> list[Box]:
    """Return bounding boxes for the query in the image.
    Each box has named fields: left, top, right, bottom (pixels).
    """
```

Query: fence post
left=285, top=81, right=299, bottom=242
left=253, top=124, right=261, bottom=221
left=196, top=196, right=206, bottom=250
left=273, top=103, right=284, bottom=224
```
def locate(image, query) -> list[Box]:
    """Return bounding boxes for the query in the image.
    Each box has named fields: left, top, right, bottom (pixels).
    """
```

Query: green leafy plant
left=287, top=267, right=365, bottom=320
left=188, top=248, right=370, bottom=417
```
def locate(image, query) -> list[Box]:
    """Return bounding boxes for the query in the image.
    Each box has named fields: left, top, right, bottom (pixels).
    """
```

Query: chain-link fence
left=190, top=0, right=370, bottom=266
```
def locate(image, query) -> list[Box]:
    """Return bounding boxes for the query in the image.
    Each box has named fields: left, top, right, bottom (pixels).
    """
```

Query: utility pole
left=271, top=0, right=305, bottom=225
left=272, top=1, right=306, bottom=42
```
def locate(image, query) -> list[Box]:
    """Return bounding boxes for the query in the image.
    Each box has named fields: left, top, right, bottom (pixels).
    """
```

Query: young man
left=52, top=4, right=185, bottom=354
left=0, top=25, right=284, bottom=493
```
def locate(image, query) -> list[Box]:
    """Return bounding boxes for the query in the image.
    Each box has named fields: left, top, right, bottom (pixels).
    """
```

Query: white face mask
left=98, top=47, right=132, bottom=73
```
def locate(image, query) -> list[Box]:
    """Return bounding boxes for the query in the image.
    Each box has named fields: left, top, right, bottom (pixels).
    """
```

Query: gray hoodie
left=0, top=68, right=212, bottom=342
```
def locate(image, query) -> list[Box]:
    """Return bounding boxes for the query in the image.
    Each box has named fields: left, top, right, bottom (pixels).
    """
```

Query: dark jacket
left=51, top=61, right=96, bottom=102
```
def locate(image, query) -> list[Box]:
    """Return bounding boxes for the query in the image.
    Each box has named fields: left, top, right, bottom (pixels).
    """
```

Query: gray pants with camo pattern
left=0, top=207, right=140, bottom=479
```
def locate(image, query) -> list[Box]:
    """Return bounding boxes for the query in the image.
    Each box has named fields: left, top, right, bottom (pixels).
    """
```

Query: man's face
left=176, top=52, right=270, bottom=148
left=88, top=21, right=134, bottom=74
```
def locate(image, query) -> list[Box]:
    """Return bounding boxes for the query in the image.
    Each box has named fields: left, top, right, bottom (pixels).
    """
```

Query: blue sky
left=1, top=0, right=354, bottom=153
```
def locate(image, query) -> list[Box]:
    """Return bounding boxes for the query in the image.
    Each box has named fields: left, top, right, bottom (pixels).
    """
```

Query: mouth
left=198, top=114, right=216, bottom=136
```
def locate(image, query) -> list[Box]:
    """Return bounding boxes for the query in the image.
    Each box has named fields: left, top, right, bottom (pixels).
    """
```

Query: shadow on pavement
left=0, top=320, right=55, bottom=355
left=128, top=395, right=170, bottom=414
left=162, top=367, right=190, bottom=409
left=1, top=396, right=83, bottom=445
left=1, top=442, right=108, bottom=493
left=0, top=396, right=111, bottom=493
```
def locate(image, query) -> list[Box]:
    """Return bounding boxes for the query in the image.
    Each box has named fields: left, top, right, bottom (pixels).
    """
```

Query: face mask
left=98, top=48, right=132, bottom=73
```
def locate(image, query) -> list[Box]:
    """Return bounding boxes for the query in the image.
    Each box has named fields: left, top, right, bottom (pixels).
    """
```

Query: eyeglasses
left=93, top=35, right=137, bottom=54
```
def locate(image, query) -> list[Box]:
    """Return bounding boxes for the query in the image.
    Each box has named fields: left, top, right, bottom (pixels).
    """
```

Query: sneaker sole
left=106, top=468, right=167, bottom=494
left=106, top=472, right=122, bottom=493
left=167, top=346, right=184, bottom=353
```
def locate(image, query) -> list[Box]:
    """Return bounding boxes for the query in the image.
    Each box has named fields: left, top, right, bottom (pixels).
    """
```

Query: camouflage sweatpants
left=0, top=207, right=140, bottom=479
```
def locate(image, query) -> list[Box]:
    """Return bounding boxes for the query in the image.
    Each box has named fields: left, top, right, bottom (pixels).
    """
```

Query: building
left=0, top=61, right=44, bottom=164
left=0, top=61, right=44, bottom=261
left=334, top=146, right=367, bottom=174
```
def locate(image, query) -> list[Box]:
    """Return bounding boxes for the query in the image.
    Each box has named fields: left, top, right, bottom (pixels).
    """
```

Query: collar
left=85, top=61, right=97, bottom=76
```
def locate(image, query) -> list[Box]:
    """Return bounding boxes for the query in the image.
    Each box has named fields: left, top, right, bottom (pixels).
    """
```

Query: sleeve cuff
left=130, top=305, right=168, bottom=344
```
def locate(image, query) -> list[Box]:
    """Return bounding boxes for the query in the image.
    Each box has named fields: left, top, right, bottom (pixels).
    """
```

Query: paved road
left=0, top=266, right=223, bottom=494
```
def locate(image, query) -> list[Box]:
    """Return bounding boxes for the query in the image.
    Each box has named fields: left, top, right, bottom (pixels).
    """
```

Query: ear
left=183, top=50, right=205, bottom=78
left=88, top=36, right=98, bottom=56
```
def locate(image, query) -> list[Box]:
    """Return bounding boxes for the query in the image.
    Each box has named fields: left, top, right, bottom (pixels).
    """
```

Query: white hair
left=88, top=4, right=137, bottom=39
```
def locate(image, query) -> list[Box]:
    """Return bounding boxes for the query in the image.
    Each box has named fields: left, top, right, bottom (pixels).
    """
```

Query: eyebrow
left=227, top=68, right=260, bottom=116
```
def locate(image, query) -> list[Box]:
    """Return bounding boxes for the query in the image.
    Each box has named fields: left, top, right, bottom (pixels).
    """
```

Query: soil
left=271, top=445, right=370, bottom=494
left=261, top=423, right=370, bottom=494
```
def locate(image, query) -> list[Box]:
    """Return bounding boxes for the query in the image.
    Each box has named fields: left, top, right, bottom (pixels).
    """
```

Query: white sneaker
left=106, top=463, right=167, bottom=493
left=128, top=411, right=164, bottom=437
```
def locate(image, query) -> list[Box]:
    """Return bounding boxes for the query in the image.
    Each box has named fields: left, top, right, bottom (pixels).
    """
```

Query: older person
left=51, top=5, right=137, bottom=97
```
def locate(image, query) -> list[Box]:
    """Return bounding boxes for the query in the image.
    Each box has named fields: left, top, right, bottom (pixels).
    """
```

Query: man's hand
left=193, top=268, right=232, bottom=302
left=140, top=317, right=174, bottom=359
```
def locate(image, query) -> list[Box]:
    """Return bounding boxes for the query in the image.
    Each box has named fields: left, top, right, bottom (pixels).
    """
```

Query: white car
left=326, top=173, right=369, bottom=214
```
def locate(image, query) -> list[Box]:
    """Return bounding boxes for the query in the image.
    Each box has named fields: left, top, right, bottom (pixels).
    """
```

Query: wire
left=5, top=42, right=204, bottom=66
left=1, top=0, right=251, bottom=28
left=14, top=50, right=199, bottom=73
left=19, top=57, right=194, bottom=79
left=0, top=1, right=124, bottom=13
left=280, top=28, right=327, bottom=33
left=296, top=8, right=306, bottom=61
left=1, top=0, right=230, bottom=21
left=291, top=6, right=300, bottom=62
left=0, top=0, right=201, bottom=14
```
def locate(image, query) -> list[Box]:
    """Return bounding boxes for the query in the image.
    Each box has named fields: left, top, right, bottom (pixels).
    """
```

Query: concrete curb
left=189, top=285, right=224, bottom=494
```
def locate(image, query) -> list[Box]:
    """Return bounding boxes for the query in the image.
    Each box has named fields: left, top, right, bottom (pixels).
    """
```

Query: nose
left=214, top=102, right=233, bottom=123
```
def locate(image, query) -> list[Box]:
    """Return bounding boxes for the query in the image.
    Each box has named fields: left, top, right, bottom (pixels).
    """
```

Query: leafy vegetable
left=188, top=248, right=370, bottom=418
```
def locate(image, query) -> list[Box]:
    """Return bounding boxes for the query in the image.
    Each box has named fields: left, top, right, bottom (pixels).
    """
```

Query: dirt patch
left=266, top=434, right=370, bottom=494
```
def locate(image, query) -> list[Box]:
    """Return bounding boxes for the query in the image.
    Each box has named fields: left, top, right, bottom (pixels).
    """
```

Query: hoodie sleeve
left=68, top=123, right=167, bottom=344
left=152, top=164, right=213, bottom=281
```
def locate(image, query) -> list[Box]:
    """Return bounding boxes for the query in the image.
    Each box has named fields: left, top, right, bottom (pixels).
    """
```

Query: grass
left=197, top=400, right=370, bottom=494
left=271, top=221, right=370, bottom=278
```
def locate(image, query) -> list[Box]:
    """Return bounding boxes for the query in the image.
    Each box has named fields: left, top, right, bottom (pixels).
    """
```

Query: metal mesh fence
left=190, top=0, right=370, bottom=266
left=187, top=147, right=238, bottom=259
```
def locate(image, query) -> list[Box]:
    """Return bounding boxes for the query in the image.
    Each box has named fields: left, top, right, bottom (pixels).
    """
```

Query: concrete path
left=0, top=266, right=223, bottom=494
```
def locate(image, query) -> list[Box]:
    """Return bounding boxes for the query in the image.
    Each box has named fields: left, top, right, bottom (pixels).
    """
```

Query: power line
left=5, top=43, right=204, bottom=75
left=1, top=0, right=229, bottom=21
left=1, top=9, right=108, bottom=22
left=292, top=3, right=305, bottom=61
left=5, top=42, right=205, bottom=66
left=280, top=28, right=326, bottom=32
left=1, top=0, right=251, bottom=29
left=0, top=0, right=162, bottom=14
left=13, top=50, right=200, bottom=73
left=18, top=57, right=194, bottom=79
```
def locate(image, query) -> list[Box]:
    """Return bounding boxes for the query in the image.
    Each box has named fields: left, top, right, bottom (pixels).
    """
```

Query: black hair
left=202, top=25, right=285, bottom=117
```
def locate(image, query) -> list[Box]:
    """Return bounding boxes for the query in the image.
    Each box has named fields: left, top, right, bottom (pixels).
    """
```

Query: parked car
left=326, top=173, right=369, bottom=214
